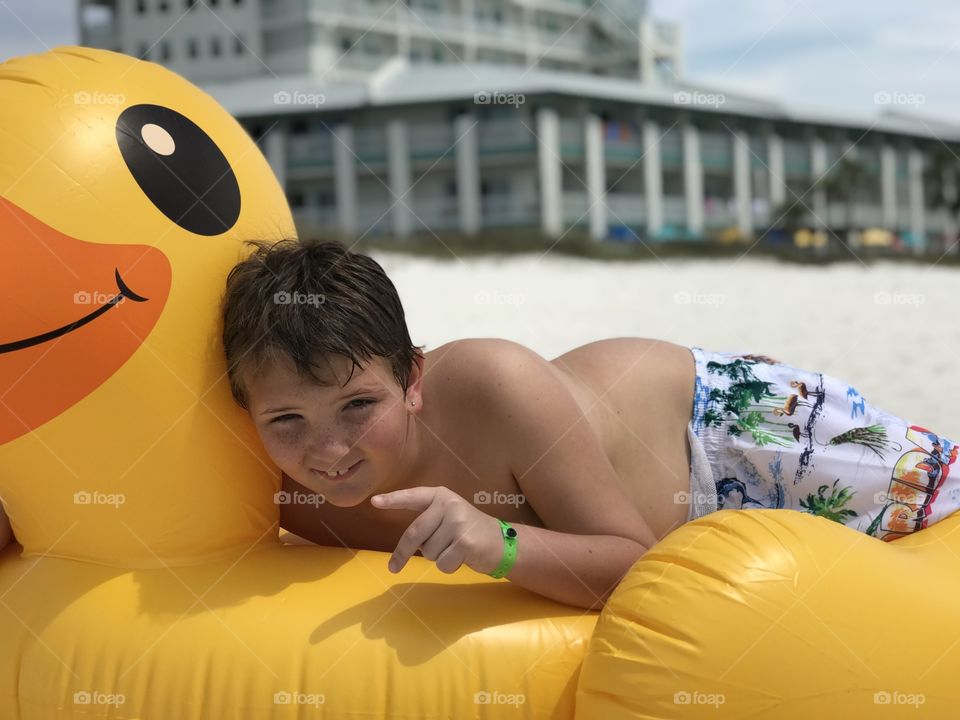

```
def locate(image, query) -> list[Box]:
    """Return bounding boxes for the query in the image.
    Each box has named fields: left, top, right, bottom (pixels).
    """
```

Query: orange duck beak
left=0, top=196, right=171, bottom=445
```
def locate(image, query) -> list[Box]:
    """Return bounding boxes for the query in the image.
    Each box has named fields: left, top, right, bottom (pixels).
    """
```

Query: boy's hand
left=371, top=486, right=503, bottom=575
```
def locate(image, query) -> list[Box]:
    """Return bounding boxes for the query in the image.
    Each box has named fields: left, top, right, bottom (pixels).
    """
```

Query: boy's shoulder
left=424, top=337, right=542, bottom=400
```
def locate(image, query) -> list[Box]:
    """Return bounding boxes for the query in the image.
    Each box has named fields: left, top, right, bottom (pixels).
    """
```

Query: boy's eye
left=270, top=414, right=299, bottom=424
left=347, top=398, right=375, bottom=410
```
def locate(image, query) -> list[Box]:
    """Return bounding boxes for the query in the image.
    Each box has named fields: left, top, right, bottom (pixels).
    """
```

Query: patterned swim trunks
left=687, top=346, right=960, bottom=541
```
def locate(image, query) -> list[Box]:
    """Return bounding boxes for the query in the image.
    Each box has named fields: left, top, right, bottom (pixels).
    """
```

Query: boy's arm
left=474, top=339, right=659, bottom=610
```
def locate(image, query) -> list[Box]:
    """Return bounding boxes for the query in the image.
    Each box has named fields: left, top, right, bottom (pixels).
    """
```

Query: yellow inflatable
left=4, top=46, right=958, bottom=720
left=578, top=508, right=960, bottom=718
left=0, top=47, right=594, bottom=717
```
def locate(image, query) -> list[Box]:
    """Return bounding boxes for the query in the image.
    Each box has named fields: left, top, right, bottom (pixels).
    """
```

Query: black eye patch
left=116, top=104, right=241, bottom=235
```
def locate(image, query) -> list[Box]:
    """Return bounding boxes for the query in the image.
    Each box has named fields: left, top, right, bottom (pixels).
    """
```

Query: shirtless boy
left=216, top=239, right=959, bottom=610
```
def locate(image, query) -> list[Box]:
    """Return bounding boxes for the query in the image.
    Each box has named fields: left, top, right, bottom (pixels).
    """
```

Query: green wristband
left=489, top=519, right=518, bottom=579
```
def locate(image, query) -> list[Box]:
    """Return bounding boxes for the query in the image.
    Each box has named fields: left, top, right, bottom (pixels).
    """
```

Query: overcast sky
left=1, top=0, right=959, bottom=121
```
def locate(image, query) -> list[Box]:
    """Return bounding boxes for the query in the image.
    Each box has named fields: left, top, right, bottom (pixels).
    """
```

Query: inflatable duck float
left=1, top=46, right=959, bottom=719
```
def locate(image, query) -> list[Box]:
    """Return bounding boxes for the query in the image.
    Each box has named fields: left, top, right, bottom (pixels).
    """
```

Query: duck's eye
left=116, top=104, right=241, bottom=236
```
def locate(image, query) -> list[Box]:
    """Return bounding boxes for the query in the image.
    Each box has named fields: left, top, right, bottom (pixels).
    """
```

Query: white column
left=454, top=113, right=481, bottom=235
left=462, top=0, right=476, bottom=63
left=908, top=148, right=926, bottom=251
left=387, top=119, right=413, bottom=238
left=638, top=18, right=655, bottom=84
left=682, top=119, right=703, bottom=236
left=584, top=114, right=607, bottom=241
left=332, top=123, right=358, bottom=237
left=642, top=118, right=663, bottom=238
left=881, top=144, right=897, bottom=231
left=810, top=136, right=828, bottom=227
left=733, top=128, right=752, bottom=236
left=537, top=108, right=563, bottom=238
left=263, top=123, right=287, bottom=191
left=767, top=133, right=786, bottom=209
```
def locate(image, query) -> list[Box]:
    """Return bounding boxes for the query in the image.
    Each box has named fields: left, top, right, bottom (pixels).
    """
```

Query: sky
left=1, top=0, right=959, bottom=122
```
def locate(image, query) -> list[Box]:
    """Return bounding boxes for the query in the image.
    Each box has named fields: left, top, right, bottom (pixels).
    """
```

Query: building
left=77, top=1, right=959, bottom=250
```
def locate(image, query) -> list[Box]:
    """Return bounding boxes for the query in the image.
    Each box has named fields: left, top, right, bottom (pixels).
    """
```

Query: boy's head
left=221, top=238, right=427, bottom=506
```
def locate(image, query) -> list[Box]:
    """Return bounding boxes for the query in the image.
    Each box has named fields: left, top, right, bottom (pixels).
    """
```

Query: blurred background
left=2, top=1, right=959, bottom=435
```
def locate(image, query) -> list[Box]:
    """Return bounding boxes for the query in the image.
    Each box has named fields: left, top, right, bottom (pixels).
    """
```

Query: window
left=288, top=191, right=305, bottom=209
left=136, top=0, right=147, bottom=14
left=159, top=0, right=169, bottom=11
left=186, top=0, right=196, bottom=9
left=138, top=42, right=150, bottom=59
left=290, top=120, right=309, bottom=135
left=234, top=35, right=245, bottom=55
left=234, top=0, right=243, bottom=5
left=340, top=36, right=353, bottom=52
left=210, top=36, right=221, bottom=57
left=160, top=40, right=171, bottom=61
left=432, top=45, right=443, bottom=62
left=187, top=37, right=199, bottom=58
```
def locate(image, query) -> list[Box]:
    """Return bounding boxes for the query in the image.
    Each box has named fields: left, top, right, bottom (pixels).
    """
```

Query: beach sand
left=373, top=252, right=960, bottom=439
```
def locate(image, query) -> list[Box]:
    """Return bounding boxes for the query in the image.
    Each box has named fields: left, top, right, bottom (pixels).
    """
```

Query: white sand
left=373, top=251, right=960, bottom=439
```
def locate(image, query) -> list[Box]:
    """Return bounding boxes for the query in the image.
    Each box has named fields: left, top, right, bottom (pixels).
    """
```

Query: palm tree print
left=799, top=479, right=858, bottom=524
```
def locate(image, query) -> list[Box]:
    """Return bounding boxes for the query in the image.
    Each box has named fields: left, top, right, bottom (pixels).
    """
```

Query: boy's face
left=244, top=352, right=424, bottom=508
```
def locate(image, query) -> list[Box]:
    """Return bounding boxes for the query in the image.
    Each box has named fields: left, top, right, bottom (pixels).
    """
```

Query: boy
left=220, top=239, right=960, bottom=610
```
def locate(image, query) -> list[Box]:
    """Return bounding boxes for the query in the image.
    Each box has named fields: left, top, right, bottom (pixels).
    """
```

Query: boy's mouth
left=312, top=459, right=363, bottom=481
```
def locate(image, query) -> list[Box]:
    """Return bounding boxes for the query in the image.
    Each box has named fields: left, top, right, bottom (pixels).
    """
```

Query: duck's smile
left=0, top=268, right=149, bottom=354
left=0, top=196, right=171, bottom=445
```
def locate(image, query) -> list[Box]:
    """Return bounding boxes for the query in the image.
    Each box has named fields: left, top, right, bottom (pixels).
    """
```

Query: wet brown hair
left=221, top=238, right=424, bottom=410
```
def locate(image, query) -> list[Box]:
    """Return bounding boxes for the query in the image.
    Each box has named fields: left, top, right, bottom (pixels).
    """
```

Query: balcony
left=478, top=119, right=535, bottom=156
left=481, top=193, right=539, bottom=227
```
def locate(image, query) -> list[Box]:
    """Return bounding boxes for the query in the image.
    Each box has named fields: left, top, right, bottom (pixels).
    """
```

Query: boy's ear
left=405, top=352, right=426, bottom=406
